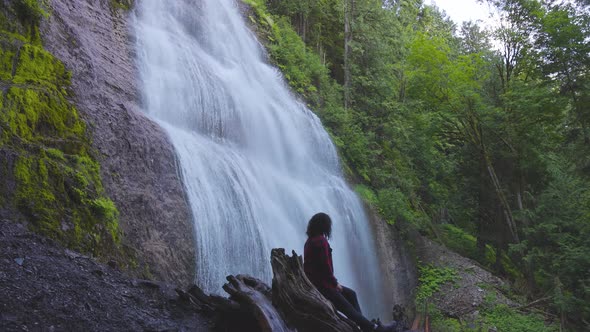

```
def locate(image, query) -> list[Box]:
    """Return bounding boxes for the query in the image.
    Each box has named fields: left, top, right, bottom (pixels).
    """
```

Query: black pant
left=319, top=286, right=374, bottom=332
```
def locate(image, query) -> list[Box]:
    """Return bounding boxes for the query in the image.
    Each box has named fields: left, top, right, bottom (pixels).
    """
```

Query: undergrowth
left=439, top=224, right=521, bottom=280
left=415, top=264, right=458, bottom=304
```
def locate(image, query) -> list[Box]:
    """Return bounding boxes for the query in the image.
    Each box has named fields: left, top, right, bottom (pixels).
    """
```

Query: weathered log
left=270, top=248, right=359, bottom=332
left=222, top=274, right=295, bottom=332
left=177, top=285, right=235, bottom=316
left=179, top=249, right=423, bottom=332
left=180, top=280, right=288, bottom=331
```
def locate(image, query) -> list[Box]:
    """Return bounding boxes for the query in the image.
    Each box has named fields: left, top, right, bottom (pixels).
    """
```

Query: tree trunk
left=271, top=248, right=359, bottom=332
left=486, top=162, right=519, bottom=244
left=476, top=144, right=488, bottom=260
left=182, top=250, right=360, bottom=331
left=222, top=274, right=295, bottom=332
left=344, top=0, right=354, bottom=110
left=472, top=115, right=519, bottom=244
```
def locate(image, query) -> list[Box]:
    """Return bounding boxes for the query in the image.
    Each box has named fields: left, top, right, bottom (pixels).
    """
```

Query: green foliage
left=354, top=184, right=377, bottom=205
left=439, top=223, right=521, bottom=280
left=265, top=0, right=345, bottom=81
left=377, top=188, right=425, bottom=226
left=415, top=264, right=458, bottom=303
left=422, top=287, right=559, bottom=331
left=482, top=304, right=558, bottom=332
left=440, top=224, right=496, bottom=265
left=268, top=18, right=327, bottom=98
left=427, top=306, right=467, bottom=332
left=513, top=155, right=590, bottom=324
left=0, top=6, right=121, bottom=258
left=245, top=0, right=343, bottom=110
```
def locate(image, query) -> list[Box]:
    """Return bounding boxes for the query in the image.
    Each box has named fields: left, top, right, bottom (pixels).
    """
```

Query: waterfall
left=135, top=0, right=389, bottom=319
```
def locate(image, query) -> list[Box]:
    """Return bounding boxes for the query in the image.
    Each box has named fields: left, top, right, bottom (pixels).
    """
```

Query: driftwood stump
left=179, top=248, right=367, bottom=331
left=271, top=248, right=359, bottom=332
left=222, top=274, right=295, bottom=332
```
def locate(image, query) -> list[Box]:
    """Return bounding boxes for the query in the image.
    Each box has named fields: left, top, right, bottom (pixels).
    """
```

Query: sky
left=428, top=0, right=495, bottom=26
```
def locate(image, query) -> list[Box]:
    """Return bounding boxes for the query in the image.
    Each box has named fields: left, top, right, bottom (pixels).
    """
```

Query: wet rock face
left=41, top=0, right=196, bottom=285
left=366, top=206, right=418, bottom=316
left=0, top=219, right=211, bottom=331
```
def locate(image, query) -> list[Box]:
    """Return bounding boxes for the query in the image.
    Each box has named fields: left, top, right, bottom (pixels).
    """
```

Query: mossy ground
left=415, top=264, right=558, bottom=331
left=0, top=1, right=121, bottom=258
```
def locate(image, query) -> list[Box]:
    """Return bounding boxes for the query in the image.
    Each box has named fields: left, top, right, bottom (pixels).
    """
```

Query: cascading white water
left=135, top=0, right=389, bottom=319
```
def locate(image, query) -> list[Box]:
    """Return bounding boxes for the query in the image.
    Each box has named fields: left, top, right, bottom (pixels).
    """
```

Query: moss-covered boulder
left=0, top=0, right=120, bottom=258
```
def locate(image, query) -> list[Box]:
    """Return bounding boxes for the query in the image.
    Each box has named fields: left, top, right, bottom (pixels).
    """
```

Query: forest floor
left=0, top=219, right=212, bottom=331
left=413, top=233, right=518, bottom=328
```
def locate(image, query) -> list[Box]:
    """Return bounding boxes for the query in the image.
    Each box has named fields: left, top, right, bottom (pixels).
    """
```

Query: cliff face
left=0, top=219, right=211, bottom=331
left=0, top=0, right=121, bottom=256
left=366, top=206, right=418, bottom=313
left=0, top=0, right=196, bottom=285
left=40, top=0, right=196, bottom=284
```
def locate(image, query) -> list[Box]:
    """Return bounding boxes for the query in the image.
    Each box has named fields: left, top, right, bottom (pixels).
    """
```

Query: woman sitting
left=303, top=212, right=401, bottom=332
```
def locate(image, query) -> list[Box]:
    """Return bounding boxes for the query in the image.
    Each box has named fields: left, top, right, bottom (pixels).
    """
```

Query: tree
left=535, top=2, right=590, bottom=172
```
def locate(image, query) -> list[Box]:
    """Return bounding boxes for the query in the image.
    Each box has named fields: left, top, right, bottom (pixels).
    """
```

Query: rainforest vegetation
left=244, top=0, right=590, bottom=329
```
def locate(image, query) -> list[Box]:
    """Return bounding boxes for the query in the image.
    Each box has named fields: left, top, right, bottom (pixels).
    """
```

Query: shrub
left=415, top=264, right=458, bottom=304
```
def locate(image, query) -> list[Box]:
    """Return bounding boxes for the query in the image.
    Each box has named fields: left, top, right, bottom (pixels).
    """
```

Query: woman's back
left=303, top=235, right=338, bottom=290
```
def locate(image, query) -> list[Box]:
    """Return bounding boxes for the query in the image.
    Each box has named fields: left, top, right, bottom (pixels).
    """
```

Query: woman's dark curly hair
left=306, top=212, right=332, bottom=238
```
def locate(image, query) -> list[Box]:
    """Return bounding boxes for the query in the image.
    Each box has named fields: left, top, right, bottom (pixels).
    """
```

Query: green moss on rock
left=0, top=0, right=121, bottom=258
left=110, top=0, right=134, bottom=11
left=1, top=86, right=84, bottom=142
left=12, top=149, right=121, bottom=254
left=0, top=47, right=15, bottom=80
left=14, top=43, right=71, bottom=86
left=13, top=0, right=48, bottom=26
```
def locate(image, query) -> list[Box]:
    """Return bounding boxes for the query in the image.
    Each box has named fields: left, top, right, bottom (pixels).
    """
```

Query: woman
left=303, top=212, right=400, bottom=332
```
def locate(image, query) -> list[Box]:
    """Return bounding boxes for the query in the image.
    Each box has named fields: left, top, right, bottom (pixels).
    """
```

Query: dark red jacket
left=303, top=235, right=338, bottom=290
